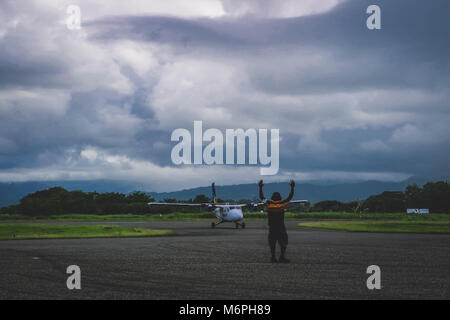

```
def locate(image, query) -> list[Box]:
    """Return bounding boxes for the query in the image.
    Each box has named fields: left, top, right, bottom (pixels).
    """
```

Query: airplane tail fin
left=212, top=183, right=217, bottom=205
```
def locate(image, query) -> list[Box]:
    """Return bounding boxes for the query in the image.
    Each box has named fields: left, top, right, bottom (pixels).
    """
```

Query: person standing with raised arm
left=259, top=179, right=295, bottom=263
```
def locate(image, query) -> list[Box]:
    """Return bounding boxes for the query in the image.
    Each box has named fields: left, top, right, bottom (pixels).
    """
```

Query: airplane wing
left=221, top=201, right=309, bottom=208
left=249, top=202, right=265, bottom=207
left=214, top=204, right=247, bottom=208
left=148, top=202, right=211, bottom=207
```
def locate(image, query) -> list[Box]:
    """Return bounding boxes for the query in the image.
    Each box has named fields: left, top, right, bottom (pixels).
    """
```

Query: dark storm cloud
left=89, top=15, right=241, bottom=47
left=1, top=0, right=449, bottom=187
left=90, top=0, right=450, bottom=179
left=91, top=0, right=450, bottom=94
left=92, top=0, right=450, bottom=54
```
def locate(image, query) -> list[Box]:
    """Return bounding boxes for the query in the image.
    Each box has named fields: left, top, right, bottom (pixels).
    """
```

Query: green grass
left=1, top=211, right=449, bottom=223
left=298, top=221, right=450, bottom=233
left=0, top=213, right=208, bottom=223
left=0, top=224, right=174, bottom=240
left=249, top=211, right=450, bottom=222
left=282, top=211, right=450, bottom=221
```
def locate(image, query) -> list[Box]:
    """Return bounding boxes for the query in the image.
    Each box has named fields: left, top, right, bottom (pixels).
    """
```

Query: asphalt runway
left=0, top=221, right=449, bottom=299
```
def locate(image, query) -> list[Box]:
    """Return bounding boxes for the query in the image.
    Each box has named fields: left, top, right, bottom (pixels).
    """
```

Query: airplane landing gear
left=234, top=222, right=245, bottom=229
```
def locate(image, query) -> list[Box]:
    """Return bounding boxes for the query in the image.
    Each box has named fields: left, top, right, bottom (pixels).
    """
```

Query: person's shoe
left=271, top=256, right=278, bottom=263
left=278, top=256, right=290, bottom=263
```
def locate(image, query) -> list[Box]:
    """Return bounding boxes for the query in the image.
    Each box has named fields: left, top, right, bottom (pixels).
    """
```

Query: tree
left=126, top=192, right=153, bottom=203
left=19, top=187, right=69, bottom=215
left=193, top=194, right=210, bottom=204
left=313, top=200, right=345, bottom=212
left=404, top=181, right=450, bottom=213
left=363, top=191, right=405, bottom=213
left=421, top=181, right=450, bottom=213
left=405, top=183, right=423, bottom=208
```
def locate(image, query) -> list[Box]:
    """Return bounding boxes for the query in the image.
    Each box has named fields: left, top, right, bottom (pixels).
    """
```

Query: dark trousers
left=268, top=225, right=288, bottom=257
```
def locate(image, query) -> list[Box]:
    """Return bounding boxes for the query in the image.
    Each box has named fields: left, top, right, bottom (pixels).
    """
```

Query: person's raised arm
left=258, top=180, right=265, bottom=200
left=283, top=180, right=295, bottom=203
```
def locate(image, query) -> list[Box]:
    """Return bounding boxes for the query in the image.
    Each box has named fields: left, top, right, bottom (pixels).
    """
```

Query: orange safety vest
left=266, top=200, right=289, bottom=213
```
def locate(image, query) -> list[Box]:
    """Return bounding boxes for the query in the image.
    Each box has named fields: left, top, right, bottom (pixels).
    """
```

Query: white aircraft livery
left=148, top=183, right=309, bottom=228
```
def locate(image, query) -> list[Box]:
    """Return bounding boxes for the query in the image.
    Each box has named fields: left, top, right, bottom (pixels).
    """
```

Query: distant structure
left=406, top=209, right=430, bottom=214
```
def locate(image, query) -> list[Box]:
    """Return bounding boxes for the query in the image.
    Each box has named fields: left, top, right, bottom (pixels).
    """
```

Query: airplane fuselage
left=214, top=206, right=244, bottom=222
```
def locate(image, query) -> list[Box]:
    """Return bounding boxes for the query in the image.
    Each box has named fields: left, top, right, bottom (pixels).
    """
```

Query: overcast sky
left=0, top=0, right=449, bottom=191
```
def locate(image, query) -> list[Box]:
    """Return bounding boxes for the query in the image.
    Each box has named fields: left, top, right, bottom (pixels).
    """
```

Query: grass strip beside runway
left=1, top=212, right=450, bottom=223
left=0, top=224, right=174, bottom=240
left=298, top=221, right=450, bottom=233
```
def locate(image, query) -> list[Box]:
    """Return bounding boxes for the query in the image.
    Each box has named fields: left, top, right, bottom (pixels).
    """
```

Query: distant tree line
left=404, top=182, right=450, bottom=213
left=310, top=200, right=360, bottom=213
left=0, top=187, right=249, bottom=216
left=311, top=181, right=450, bottom=213
left=0, top=181, right=449, bottom=216
left=0, top=187, right=156, bottom=216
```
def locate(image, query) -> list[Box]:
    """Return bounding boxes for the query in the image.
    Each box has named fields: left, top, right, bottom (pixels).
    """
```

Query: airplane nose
left=230, top=209, right=243, bottom=219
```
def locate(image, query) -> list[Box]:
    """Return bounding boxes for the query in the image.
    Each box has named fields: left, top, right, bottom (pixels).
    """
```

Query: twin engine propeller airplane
left=148, top=183, right=247, bottom=229
left=148, top=183, right=309, bottom=229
